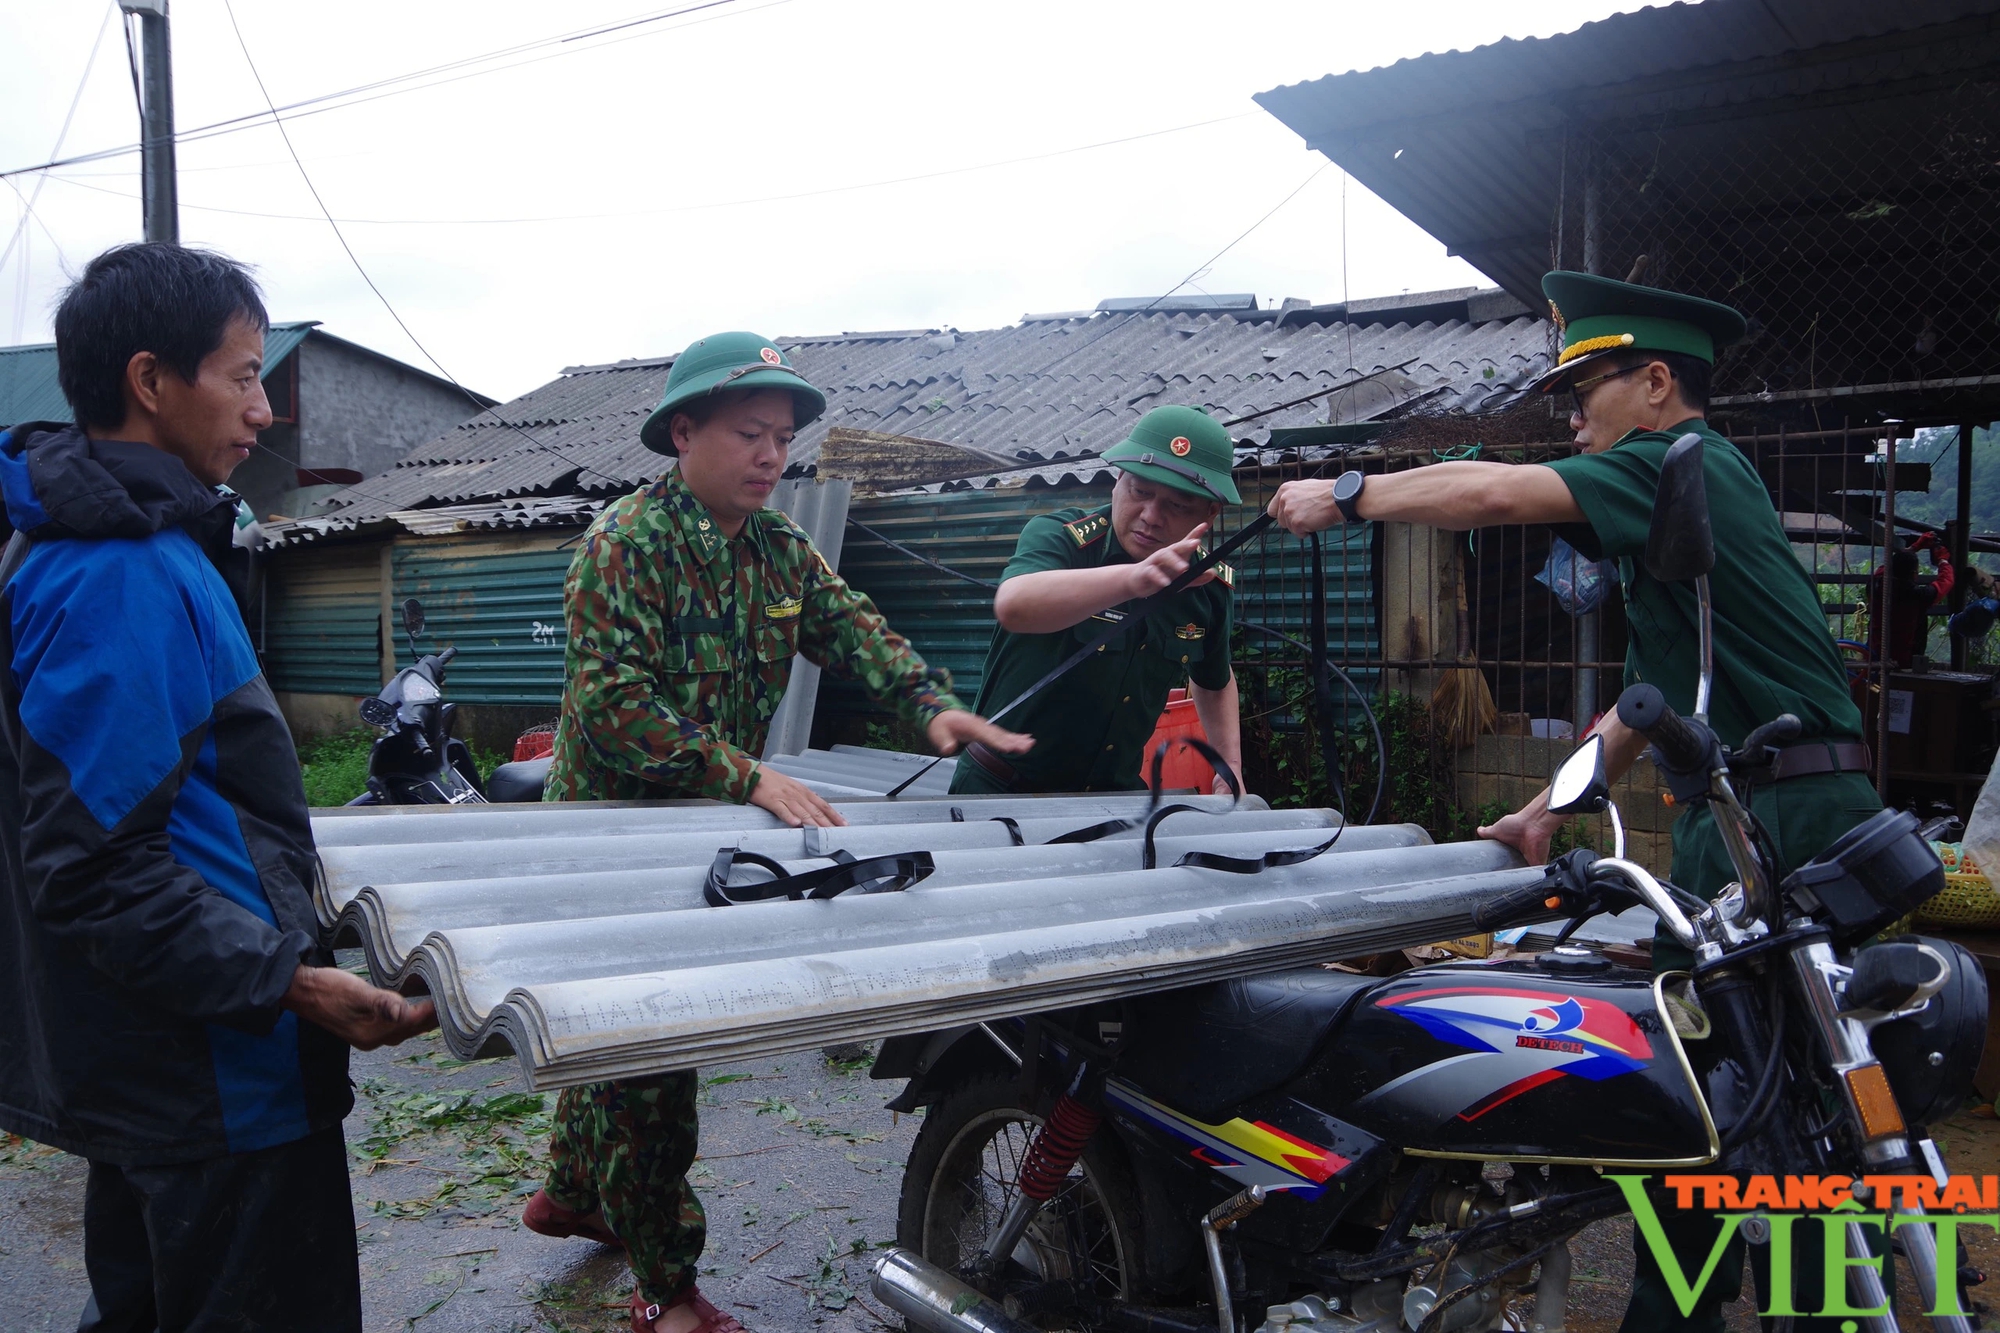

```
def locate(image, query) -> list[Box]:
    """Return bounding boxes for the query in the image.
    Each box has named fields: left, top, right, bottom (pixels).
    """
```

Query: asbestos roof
left=271, top=295, right=1550, bottom=537
left=308, top=792, right=1536, bottom=1085
left=1254, top=0, right=2000, bottom=307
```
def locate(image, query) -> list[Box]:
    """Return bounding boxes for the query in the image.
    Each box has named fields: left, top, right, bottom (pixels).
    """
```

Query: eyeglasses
left=1566, top=362, right=1652, bottom=419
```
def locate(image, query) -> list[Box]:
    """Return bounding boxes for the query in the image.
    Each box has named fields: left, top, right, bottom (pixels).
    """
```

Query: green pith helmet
left=1099, top=405, right=1241, bottom=505
left=639, top=331, right=827, bottom=456
left=1531, top=270, right=1749, bottom=394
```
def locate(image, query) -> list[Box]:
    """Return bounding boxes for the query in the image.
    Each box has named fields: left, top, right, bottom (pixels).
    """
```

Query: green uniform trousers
left=1627, top=768, right=1882, bottom=1333
left=543, top=1072, right=706, bottom=1305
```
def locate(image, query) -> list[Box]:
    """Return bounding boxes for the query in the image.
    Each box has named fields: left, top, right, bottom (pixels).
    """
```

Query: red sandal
left=631, top=1285, right=747, bottom=1333
left=521, top=1188, right=623, bottom=1248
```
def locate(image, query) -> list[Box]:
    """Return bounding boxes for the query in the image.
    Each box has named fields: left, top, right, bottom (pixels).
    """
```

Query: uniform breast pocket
left=665, top=631, right=737, bottom=674
left=1163, top=621, right=1210, bottom=669
left=756, top=614, right=801, bottom=665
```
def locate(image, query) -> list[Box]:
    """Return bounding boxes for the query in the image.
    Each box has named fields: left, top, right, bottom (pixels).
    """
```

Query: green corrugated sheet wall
left=390, top=541, right=574, bottom=706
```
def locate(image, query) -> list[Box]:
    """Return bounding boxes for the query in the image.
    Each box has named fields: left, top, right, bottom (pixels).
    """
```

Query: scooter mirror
left=1548, top=733, right=1610, bottom=816
left=1644, top=433, right=1714, bottom=584
left=402, top=598, right=427, bottom=638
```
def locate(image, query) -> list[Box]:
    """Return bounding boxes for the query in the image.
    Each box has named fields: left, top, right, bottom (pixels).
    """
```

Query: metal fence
left=1555, top=71, right=2000, bottom=409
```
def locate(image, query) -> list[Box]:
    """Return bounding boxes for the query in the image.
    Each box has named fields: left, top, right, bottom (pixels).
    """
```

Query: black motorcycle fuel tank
left=1302, top=959, right=1717, bottom=1166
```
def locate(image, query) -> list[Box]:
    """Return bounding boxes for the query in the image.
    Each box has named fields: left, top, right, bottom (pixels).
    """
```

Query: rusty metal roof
left=271, top=295, right=1550, bottom=537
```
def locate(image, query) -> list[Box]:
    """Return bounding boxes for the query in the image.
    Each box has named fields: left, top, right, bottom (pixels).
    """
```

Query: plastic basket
left=1912, top=871, right=2000, bottom=929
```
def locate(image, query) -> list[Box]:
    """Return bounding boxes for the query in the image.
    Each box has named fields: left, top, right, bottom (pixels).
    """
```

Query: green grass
left=300, top=729, right=376, bottom=806
left=298, top=727, right=510, bottom=807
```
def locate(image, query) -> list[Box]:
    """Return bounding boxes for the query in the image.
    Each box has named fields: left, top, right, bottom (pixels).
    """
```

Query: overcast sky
left=3, top=0, right=1656, bottom=402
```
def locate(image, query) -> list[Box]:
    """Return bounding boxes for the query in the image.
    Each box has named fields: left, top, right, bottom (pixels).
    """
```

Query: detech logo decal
left=1371, top=987, right=1653, bottom=1120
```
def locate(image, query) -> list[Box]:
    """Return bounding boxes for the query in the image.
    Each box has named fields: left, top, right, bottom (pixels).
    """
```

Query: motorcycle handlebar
left=436, top=646, right=458, bottom=666
left=1471, top=882, right=1557, bottom=930
left=1616, top=683, right=1711, bottom=775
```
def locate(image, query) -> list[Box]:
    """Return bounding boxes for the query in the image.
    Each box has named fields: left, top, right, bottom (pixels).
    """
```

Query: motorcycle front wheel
left=896, top=1073, right=1145, bottom=1329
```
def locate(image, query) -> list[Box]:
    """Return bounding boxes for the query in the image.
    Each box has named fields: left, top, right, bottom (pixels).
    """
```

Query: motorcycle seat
left=487, top=756, right=553, bottom=802
left=1115, top=968, right=1378, bottom=1124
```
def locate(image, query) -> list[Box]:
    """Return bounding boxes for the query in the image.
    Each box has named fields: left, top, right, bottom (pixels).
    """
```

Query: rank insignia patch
left=767, top=597, right=803, bottom=620
left=1064, top=514, right=1110, bottom=546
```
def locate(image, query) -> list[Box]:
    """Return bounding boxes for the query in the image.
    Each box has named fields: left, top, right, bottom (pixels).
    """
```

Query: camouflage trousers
left=543, top=1072, right=706, bottom=1305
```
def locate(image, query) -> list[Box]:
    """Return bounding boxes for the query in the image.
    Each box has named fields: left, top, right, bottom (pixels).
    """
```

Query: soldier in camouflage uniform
left=520, top=332, right=1030, bottom=1333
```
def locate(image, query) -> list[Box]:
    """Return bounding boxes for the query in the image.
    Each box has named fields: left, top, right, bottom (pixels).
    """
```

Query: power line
left=1143, top=162, right=1329, bottom=313
left=220, top=0, right=633, bottom=496
left=36, top=112, right=1254, bottom=227
left=0, top=3, right=113, bottom=285
left=3, top=0, right=778, bottom=182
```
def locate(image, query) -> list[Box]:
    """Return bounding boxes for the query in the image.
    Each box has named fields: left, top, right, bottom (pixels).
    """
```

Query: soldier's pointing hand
left=1126, top=522, right=1216, bottom=597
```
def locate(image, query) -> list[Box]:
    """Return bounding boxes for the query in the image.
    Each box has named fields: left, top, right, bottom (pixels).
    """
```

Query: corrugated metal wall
left=833, top=482, right=1377, bottom=716
left=391, top=536, right=574, bottom=706
left=263, top=542, right=383, bottom=696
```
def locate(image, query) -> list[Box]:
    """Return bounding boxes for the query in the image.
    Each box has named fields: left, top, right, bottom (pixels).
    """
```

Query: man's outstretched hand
left=927, top=709, right=1034, bottom=758
left=749, top=766, right=847, bottom=828
left=284, top=964, right=436, bottom=1051
left=1477, top=800, right=1566, bottom=866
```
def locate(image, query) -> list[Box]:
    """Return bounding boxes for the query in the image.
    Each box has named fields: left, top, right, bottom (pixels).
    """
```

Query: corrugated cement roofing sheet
left=309, top=791, right=1536, bottom=1086
left=278, top=306, right=1551, bottom=532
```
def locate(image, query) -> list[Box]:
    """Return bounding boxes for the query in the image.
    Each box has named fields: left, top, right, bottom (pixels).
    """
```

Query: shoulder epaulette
left=1063, top=513, right=1110, bottom=547
left=1212, top=561, right=1235, bottom=589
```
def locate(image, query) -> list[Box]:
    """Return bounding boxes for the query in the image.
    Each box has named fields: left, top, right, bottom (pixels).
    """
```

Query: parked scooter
left=346, top=599, right=487, bottom=805
left=871, top=435, right=1985, bottom=1333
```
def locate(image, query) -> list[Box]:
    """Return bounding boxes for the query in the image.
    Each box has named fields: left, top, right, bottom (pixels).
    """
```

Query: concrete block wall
left=1453, top=734, right=1679, bottom=876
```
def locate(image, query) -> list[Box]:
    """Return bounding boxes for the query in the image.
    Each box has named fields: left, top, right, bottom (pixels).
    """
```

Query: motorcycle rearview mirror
left=1644, top=433, right=1714, bottom=584
left=1548, top=734, right=1610, bottom=816
left=401, top=599, right=427, bottom=639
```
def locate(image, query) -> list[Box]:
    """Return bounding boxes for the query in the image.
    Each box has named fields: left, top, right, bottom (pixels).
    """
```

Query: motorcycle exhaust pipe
left=872, top=1247, right=1040, bottom=1333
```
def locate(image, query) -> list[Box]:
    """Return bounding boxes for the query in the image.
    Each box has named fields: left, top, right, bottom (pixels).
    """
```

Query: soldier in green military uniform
left=950, top=405, right=1244, bottom=796
left=1270, top=272, right=1881, bottom=1331
left=520, top=332, right=1029, bottom=1333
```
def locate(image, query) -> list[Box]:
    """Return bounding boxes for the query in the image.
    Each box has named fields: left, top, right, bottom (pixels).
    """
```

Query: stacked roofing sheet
left=312, top=792, right=1539, bottom=1088
left=760, top=745, right=958, bottom=798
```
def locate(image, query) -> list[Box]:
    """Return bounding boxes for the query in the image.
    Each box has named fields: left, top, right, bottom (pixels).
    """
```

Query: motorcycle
left=869, top=434, right=1987, bottom=1333
left=346, top=598, right=549, bottom=804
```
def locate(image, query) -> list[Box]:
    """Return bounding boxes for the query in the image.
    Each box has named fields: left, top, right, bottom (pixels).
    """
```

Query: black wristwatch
left=1331, top=470, right=1367, bottom=523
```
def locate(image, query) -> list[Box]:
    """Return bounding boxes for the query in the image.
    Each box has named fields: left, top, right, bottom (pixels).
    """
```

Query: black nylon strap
left=1305, top=531, right=1347, bottom=851
left=886, top=511, right=1278, bottom=798
left=704, top=847, right=937, bottom=906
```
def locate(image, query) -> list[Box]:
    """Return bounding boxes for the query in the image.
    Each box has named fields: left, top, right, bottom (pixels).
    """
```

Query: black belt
left=1764, top=740, right=1872, bottom=783
left=962, top=741, right=1019, bottom=789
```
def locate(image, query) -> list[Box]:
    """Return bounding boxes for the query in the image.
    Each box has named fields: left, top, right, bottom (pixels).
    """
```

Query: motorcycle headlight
left=1870, top=936, right=1989, bottom=1129
left=400, top=674, right=441, bottom=704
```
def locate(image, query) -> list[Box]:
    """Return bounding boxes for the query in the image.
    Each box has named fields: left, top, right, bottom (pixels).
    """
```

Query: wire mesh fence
left=1556, top=69, right=2000, bottom=410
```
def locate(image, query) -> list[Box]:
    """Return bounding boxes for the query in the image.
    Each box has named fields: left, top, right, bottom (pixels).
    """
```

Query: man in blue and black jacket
left=0, top=243, right=435, bottom=1332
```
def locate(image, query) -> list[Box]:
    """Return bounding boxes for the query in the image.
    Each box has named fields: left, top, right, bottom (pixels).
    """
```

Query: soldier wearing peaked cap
left=951, top=404, right=1246, bottom=796
left=520, top=331, right=1028, bottom=1333
left=1270, top=274, right=1881, bottom=1332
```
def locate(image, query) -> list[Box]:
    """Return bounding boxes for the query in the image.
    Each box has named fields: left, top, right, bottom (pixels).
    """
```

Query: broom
left=1430, top=542, right=1496, bottom=749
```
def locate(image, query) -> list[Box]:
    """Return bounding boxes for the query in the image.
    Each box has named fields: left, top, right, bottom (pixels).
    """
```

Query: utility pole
left=119, top=0, right=178, bottom=243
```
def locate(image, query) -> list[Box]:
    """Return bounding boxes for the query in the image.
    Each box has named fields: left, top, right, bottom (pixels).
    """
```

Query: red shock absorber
left=1016, top=1094, right=1102, bottom=1202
